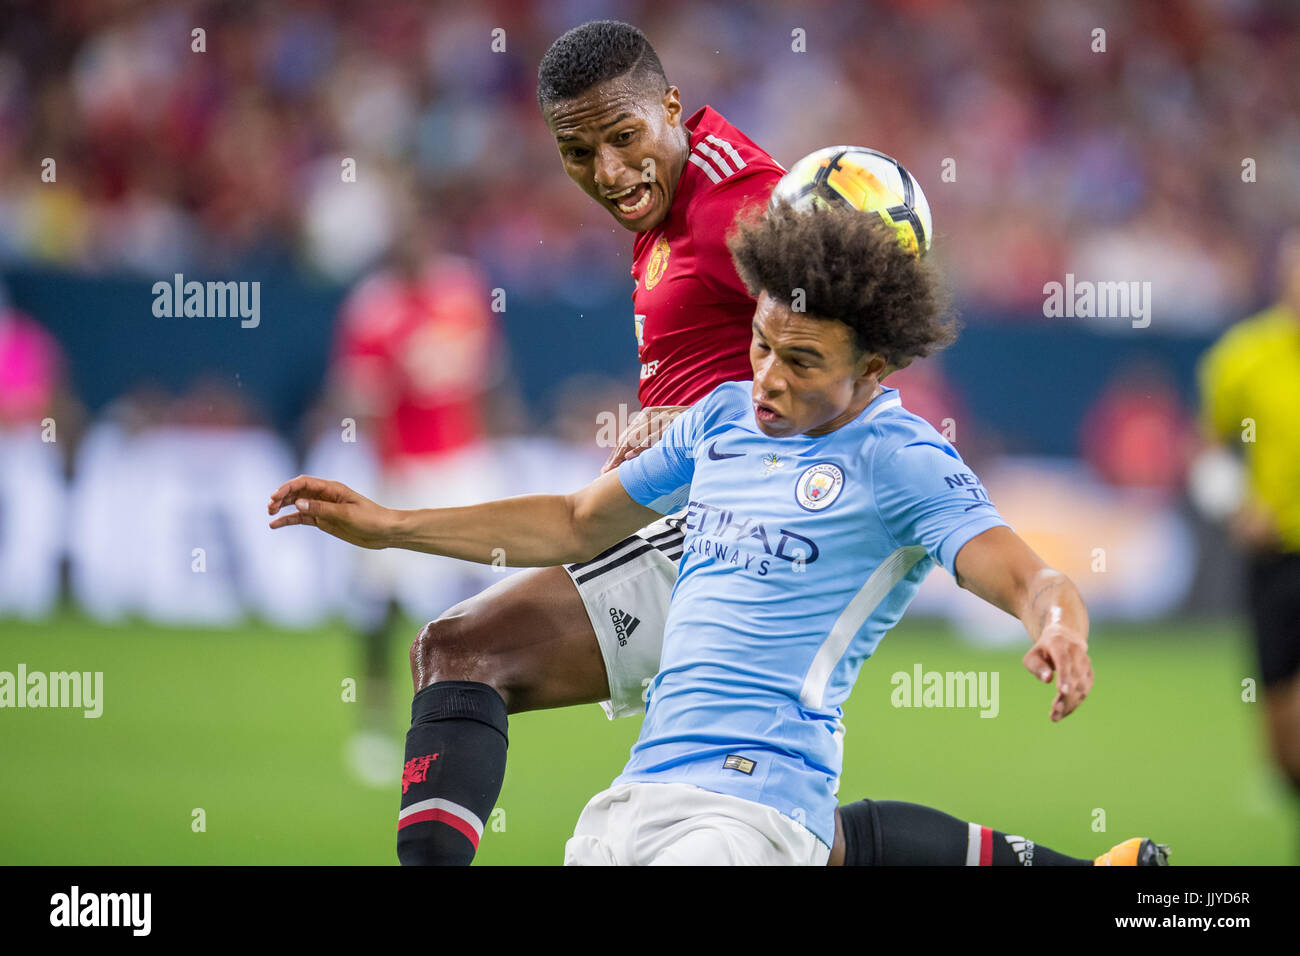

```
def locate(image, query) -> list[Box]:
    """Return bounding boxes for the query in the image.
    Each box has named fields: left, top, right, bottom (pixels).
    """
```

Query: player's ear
left=662, top=86, right=682, bottom=125
left=857, top=349, right=888, bottom=383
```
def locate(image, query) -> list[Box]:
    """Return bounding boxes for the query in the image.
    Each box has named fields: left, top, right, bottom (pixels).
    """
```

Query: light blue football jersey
left=613, top=381, right=1009, bottom=847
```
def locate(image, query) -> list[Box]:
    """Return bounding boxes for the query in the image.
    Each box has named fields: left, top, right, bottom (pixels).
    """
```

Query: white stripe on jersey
left=688, top=133, right=750, bottom=184
left=799, top=544, right=927, bottom=709
left=694, top=141, right=735, bottom=177
left=704, top=133, right=747, bottom=170
left=687, top=152, right=722, bottom=184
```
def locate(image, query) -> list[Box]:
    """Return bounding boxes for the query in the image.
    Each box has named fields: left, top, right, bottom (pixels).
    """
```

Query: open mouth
left=754, top=401, right=782, bottom=424
left=606, top=182, right=653, bottom=217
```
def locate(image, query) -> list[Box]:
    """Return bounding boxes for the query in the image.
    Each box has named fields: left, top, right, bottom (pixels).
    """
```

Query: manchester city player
left=269, top=203, right=1167, bottom=864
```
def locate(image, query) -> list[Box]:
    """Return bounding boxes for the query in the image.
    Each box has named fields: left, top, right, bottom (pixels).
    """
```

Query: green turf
left=0, top=609, right=1293, bottom=864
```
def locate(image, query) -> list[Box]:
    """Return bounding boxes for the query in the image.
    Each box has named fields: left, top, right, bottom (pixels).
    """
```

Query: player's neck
left=806, top=382, right=884, bottom=436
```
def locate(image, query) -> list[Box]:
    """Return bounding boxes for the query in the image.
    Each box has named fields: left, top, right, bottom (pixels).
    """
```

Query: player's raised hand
left=267, top=475, right=394, bottom=549
left=601, top=405, right=690, bottom=473
left=1023, top=628, right=1093, bottom=722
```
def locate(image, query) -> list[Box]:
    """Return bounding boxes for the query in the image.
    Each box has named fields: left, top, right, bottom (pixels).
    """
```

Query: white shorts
left=564, top=512, right=684, bottom=719
left=563, top=782, right=830, bottom=866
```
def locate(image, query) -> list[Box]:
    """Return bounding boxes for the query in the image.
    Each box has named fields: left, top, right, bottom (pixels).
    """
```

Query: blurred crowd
left=0, top=0, right=1297, bottom=326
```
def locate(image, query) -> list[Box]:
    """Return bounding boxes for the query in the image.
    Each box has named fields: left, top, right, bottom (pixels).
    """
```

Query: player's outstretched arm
left=952, top=526, right=1093, bottom=722
left=267, top=470, right=662, bottom=567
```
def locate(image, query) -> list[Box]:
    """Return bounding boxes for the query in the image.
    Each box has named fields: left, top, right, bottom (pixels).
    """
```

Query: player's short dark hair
left=727, top=201, right=959, bottom=367
left=537, top=20, right=668, bottom=113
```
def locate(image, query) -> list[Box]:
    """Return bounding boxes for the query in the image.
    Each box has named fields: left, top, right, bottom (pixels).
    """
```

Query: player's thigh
left=417, top=563, right=610, bottom=712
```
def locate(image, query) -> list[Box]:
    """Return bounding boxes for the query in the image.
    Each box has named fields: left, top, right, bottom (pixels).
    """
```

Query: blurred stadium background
left=1, top=0, right=1297, bottom=864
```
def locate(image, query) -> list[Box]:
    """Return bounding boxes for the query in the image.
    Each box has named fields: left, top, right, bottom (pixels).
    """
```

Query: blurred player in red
left=383, top=20, right=1162, bottom=866
left=327, top=216, right=504, bottom=784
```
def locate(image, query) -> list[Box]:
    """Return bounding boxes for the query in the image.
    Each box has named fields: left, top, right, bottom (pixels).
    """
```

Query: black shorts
left=1247, top=551, right=1300, bottom=687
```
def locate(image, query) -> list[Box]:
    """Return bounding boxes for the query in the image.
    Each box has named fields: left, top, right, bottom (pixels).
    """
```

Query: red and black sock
left=839, top=798, right=1091, bottom=866
left=396, top=681, right=508, bottom=866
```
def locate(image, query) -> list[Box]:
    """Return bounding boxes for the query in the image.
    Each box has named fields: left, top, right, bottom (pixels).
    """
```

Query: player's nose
left=592, top=146, right=622, bottom=188
left=753, top=357, right=785, bottom=396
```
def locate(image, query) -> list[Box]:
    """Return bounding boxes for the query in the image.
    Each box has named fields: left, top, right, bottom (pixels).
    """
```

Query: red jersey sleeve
left=687, top=163, right=782, bottom=301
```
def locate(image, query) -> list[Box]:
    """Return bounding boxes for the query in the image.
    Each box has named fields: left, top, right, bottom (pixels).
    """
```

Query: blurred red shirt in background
left=331, top=254, right=500, bottom=466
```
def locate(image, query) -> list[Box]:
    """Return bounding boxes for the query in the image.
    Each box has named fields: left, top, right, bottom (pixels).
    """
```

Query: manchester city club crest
left=795, top=462, right=845, bottom=511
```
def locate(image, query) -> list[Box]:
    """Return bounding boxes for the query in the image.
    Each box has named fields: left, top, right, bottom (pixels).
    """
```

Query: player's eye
left=616, top=129, right=636, bottom=144
left=564, top=147, right=589, bottom=160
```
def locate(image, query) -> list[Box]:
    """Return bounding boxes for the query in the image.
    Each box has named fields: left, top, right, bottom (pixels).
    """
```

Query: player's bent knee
left=409, top=609, right=506, bottom=696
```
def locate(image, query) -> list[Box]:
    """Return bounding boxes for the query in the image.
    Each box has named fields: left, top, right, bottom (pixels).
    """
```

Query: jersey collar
left=856, top=386, right=902, bottom=425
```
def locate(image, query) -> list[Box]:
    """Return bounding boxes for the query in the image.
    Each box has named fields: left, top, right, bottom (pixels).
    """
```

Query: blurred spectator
left=1079, top=362, right=1198, bottom=494
left=0, top=1, right=1294, bottom=321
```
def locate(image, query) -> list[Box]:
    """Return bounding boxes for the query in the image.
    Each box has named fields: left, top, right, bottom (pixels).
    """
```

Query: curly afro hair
left=537, top=20, right=668, bottom=113
left=727, top=200, right=959, bottom=368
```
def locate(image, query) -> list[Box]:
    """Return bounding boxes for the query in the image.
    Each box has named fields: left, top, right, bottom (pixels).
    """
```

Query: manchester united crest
left=645, top=237, right=671, bottom=290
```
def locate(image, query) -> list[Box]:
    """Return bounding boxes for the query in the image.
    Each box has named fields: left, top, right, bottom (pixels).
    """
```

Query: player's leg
left=1263, top=674, right=1300, bottom=794
left=399, top=564, right=609, bottom=865
left=399, top=516, right=682, bottom=865
left=347, top=595, right=400, bottom=786
left=833, top=799, right=1168, bottom=866
left=1248, top=552, right=1300, bottom=797
left=1262, top=675, right=1300, bottom=863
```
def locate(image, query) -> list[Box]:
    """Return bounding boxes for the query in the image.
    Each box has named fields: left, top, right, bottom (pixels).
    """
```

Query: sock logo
left=402, top=753, right=439, bottom=794
left=1004, top=833, right=1035, bottom=866
left=609, top=607, right=641, bottom=647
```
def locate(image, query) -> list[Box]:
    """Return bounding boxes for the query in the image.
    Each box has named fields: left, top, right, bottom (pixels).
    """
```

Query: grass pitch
left=1, top=609, right=1293, bottom=864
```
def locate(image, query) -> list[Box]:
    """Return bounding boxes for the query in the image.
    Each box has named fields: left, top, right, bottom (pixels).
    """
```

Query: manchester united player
left=391, top=19, right=1163, bottom=867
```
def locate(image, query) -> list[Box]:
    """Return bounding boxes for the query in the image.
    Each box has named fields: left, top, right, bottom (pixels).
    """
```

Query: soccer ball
left=771, top=145, right=933, bottom=256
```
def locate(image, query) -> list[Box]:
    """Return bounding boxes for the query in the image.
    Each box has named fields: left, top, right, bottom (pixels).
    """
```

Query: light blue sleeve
left=615, top=390, right=720, bottom=514
left=873, top=439, right=1009, bottom=574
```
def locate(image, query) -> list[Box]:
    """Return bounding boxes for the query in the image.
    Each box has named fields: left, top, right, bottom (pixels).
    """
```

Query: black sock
left=839, top=799, right=1092, bottom=866
left=397, top=681, right=508, bottom=866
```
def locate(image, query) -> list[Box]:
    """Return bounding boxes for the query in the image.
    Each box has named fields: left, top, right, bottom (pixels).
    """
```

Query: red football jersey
left=332, top=255, right=498, bottom=464
left=631, top=106, right=785, bottom=408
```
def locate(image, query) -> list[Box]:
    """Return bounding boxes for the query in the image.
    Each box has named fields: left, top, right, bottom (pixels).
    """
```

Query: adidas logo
left=1004, top=834, right=1035, bottom=866
left=609, top=607, right=641, bottom=648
